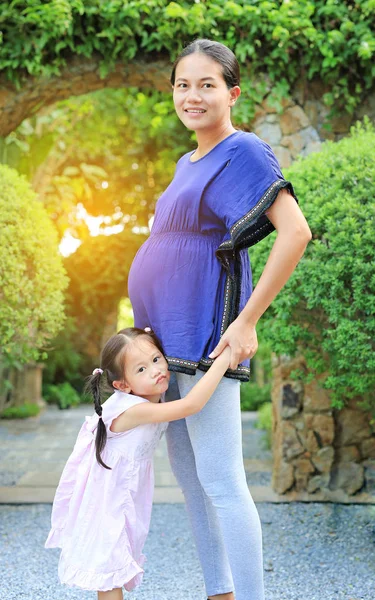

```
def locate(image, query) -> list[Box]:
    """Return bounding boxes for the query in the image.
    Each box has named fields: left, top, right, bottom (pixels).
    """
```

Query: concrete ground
left=1, top=502, right=374, bottom=600
left=0, top=405, right=278, bottom=504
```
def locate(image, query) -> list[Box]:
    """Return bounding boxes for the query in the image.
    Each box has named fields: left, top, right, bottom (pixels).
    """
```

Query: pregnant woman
left=128, top=39, right=311, bottom=600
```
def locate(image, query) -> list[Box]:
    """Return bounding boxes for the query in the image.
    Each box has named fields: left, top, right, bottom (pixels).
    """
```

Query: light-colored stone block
left=272, top=457, right=294, bottom=494
left=336, top=409, right=372, bottom=446
left=281, top=421, right=305, bottom=460
left=311, top=446, right=334, bottom=474
left=254, top=121, right=282, bottom=146
left=280, top=105, right=310, bottom=135
left=331, top=463, right=365, bottom=495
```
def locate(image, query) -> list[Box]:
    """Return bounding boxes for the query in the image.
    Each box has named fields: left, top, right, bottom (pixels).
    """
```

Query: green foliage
left=241, top=340, right=272, bottom=411
left=41, top=317, right=83, bottom=389
left=255, top=402, right=273, bottom=432
left=252, top=339, right=273, bottom=382
left=44, top=382, right=80, bottom=409
left=255, top=402, right=272, bottom=449
left=1, top=1, right=374, bottom=115
left=0, top=403, right=40, bottom=419
left=240, top=382, right=271, bottom=412
left=3, top=88, right=192, bottom=240
left=0, top=164, right=68, bottom=367
left=59, top=227, right=146, bottom=384
left=2, top=87, right=191, bottom=389
left=117, top=297, right=135, bottom=330
left=251, top=119, right=375, bottom=409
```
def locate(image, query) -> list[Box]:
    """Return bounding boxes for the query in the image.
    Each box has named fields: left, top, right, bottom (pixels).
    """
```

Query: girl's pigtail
left=88, top=369, right=111, bottom=470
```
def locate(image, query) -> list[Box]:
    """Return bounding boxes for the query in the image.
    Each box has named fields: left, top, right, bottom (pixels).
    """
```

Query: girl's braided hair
left=85, top=327, right=164, bottom=469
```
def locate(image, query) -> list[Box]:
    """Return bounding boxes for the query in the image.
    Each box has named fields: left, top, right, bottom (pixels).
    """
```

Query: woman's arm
left=209, top=189, right=312, bottom=369
left=112, top=347, right=231, bottom=430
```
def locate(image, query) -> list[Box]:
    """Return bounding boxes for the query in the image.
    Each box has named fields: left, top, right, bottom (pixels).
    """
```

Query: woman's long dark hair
left=85, top=327, right=164, bottom=470
left=170, top=38, right=240, bottom=89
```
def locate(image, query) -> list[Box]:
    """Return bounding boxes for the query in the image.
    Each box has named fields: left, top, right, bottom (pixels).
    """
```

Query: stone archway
left=0, top=56, right=171, bottom=137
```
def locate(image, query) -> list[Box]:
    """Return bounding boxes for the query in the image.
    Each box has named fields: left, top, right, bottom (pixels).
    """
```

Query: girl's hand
left=209, top=318, right=258, bottom=370
left=213, top=344, right=232, bottom=368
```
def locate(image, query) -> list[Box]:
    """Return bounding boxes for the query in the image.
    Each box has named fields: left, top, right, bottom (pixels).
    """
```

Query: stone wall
left=249, top=83, right=375, bottom=168
left=251, top=97, right=322, bottom=168
left=272, top=355, right=375, bottom=502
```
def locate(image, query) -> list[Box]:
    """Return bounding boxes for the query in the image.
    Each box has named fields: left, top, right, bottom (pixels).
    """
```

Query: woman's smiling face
left=173, top=52, right=240, bottom=132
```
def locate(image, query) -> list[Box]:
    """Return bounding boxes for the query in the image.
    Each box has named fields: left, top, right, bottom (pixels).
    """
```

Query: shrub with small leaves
left=0, top=165, right=68, bottom=368
left=255, top=402, right=272, bottom=450
left=44, top=382, right=80, bottom=410
left=240, top=382, right=271, bottom=412
left=251, top=119, right=375, bottom=410
left=0, top=403, right=40, bottom=419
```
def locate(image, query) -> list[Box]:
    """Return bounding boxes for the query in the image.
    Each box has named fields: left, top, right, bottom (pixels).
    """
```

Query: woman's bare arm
left=240, top=189, right=312, bottom=325
left=112, top=347, right=231, bottom=431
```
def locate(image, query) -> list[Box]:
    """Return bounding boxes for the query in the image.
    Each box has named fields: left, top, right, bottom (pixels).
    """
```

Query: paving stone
left=0, top=407, right=278, bottom=504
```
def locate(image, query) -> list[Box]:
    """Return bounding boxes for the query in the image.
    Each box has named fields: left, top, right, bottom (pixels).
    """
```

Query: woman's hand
left=208, top=317, right=258, bottom=370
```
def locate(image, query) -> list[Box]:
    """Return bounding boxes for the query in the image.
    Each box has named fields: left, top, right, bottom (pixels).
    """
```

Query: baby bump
left=128, top=233, right=223, bottom=318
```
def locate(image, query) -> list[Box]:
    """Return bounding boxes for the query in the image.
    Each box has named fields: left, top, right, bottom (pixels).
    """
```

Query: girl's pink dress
left=45, top=390, right=168, bottom=592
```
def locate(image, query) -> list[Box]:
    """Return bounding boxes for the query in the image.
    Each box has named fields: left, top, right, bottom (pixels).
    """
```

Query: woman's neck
left=193, top=122, right=236, bottom=162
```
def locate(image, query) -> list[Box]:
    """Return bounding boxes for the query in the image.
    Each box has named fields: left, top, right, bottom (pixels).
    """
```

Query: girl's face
left=173, top=53, right=240, bottom=132
left=116, top=337, right=170, bottom=403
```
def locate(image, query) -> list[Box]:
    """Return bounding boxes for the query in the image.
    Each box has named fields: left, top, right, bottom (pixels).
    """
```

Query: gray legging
left=165, top=370, right=265, bottom=600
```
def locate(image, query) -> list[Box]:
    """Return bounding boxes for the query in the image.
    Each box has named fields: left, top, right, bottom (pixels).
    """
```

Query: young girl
left=45, top=326, right=230, bottom=599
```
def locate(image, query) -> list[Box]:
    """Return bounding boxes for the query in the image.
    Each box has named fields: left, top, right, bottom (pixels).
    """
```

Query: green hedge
left=255, top=402, right=272, bottom=449
left=0, top=164, right=68, bottom=367
left=240, top=382, right=271, bottom=412
left=1, top=1, right=375, bottom=115
left=44, top=382, right=80, bottom=409
left=0, top=403, right=40, bottom=419
left=251, top=119, right=375, bottom=410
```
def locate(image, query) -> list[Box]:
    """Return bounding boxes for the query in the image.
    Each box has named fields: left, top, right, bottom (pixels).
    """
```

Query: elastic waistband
left=150, top=230, right=224, bottom=242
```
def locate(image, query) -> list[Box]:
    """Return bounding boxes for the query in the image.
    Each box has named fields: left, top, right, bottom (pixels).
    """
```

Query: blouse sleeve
left=204, top=134, right=298, bottom=265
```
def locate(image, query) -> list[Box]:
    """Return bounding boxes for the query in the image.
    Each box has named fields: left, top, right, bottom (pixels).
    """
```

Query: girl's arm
left=209, top=189, right=312, bottom=369
left=111, top=347, right=231, bottom=430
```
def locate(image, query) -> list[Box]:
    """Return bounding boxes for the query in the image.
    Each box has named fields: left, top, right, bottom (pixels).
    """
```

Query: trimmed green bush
left=0, top=403, right=40, bottom=419
left=0, top=164, right=68, bottom=368
left=42, top=317, right=83, bottom=391
left=255, top=402, right=272, bottom=449
left=44, top=382, right=80, bottom=410
left=251, top=119, right=375, bottom=409
left=255, top=402, right=272, bottom=431
left=240, top=382, right=271, bottom=412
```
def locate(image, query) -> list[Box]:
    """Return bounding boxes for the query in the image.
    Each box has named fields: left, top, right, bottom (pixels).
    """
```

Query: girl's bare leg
left=98, top=589, right=123, bottom=600
left=208, top=594, right=235, bottom=600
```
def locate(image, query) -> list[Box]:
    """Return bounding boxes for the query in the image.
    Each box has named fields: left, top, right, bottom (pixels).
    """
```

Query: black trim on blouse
left=165, top=179, right=298, bottom=382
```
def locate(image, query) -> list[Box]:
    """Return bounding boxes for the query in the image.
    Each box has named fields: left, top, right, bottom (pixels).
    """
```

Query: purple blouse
left=128, top=131, right=297, bottom=381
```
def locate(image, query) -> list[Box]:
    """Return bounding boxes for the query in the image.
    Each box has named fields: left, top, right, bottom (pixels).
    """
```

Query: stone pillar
left=0, top=363, right=44, bottom=412
left=272, top=355, right=375, bottom=502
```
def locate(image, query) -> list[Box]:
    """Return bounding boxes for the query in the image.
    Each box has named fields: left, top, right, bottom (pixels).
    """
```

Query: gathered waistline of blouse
left=149, top=230, right=224, bottom=242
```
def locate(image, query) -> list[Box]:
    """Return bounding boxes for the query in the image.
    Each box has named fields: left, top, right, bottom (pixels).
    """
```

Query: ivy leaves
left=1, top=1, right=374, bottom=115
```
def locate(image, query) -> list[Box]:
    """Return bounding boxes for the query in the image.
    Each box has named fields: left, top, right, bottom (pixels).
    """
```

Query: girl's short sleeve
left=204, top=133, right=298, bottom=263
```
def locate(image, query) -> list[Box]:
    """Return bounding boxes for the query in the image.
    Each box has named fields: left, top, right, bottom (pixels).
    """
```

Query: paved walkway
left=0, top=405, right=281, bottom=504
